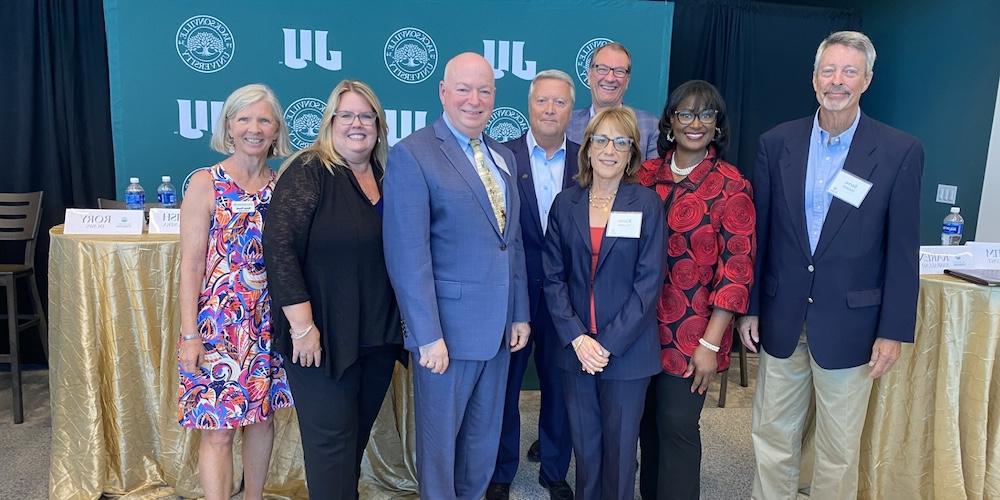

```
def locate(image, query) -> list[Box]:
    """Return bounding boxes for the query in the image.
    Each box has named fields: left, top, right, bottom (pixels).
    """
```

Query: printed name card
left=965, top=242, right=1000, bottom=269
left=148, top=208, right=181, bottom=234
left=919, top=245, right=976, bottom=275
left=64, top=209, right=144, bottom=235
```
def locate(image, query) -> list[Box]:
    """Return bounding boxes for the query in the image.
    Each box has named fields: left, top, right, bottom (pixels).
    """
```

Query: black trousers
left=284, top=346, right=400, bottom=500
left=638, top=372, right=707, bottom=500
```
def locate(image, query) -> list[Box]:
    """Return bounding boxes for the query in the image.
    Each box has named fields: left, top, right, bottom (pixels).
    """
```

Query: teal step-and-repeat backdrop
left=103, top=0, right=673, bottom=196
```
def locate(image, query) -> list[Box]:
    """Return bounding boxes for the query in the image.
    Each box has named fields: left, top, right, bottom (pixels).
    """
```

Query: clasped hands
left=572, top=334, right=609, bottom=375
left=419, top=322, right=531, bottom=375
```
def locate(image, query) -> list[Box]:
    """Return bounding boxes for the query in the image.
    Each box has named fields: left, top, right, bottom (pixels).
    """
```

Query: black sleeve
left=263, top=156, right=322, bottom=308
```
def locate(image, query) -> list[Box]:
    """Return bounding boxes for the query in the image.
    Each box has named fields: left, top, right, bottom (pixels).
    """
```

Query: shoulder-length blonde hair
left=210, top=83, right=292, bottom=159
left=279, top=80, right=389, bottom=177
left=575, top=107, right=642, bottom=187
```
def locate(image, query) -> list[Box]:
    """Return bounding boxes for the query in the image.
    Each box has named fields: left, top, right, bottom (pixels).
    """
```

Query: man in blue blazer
left=566, top=42, right=659, bottom=160
left=488, top=69, right=579, bottom=500
left=383, top=53, right=531, bottom=500
left=738, top=31, right=923, bottom=499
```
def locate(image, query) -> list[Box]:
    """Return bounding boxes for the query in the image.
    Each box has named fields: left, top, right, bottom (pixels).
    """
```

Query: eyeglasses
left=590, top=64, right=630, bottom=78
left=590, top=134, right=633, bottom=152
left=673, top=109, right=718, bottom=125
left=334, top=110, right=377, bottom=126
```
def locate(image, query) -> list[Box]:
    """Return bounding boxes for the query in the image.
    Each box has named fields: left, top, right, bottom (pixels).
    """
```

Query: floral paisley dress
left=178, top=163, right=293, bottom=429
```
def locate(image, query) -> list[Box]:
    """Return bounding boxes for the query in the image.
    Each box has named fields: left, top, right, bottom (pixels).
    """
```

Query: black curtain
left=1, top=0, right=117, bottom=363
left=666, top=0, right=861, bottom=175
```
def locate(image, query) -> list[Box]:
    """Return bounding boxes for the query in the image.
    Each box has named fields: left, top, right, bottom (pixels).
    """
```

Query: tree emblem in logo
left=384, top=27, right=438, bottom=84
left=283, top=98, right=327, bottom=150
left=176, top=15, right=235, bottom=73
left=575, top=37, right=613, bottom=89
left=486, top=107, right=529, bottom=143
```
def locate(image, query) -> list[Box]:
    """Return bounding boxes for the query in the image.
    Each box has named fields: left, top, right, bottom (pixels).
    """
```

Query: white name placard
left=64, top=209, right=144, bottom=235
left=965, top=241, right=1000, bottom=269
left=148, top=208, right=181, bottom=234
left=919, top=245, right=976, bottom=275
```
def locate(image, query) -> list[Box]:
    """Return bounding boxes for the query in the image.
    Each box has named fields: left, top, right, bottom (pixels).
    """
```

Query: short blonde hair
left=279, top=80, right=389, bottom=177
left=210, top=83, right=291, bottom=158
left=576, top=107, right=642, bottom=187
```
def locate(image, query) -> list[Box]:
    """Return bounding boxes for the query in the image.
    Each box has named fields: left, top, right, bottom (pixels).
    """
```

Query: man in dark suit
left=738, top=31, right=923, bottom=499
left=383, top=52, right=530, bottom=500
left=487, top=69, right=579, bottom=500
left=566, top=41, right=659, bottom=160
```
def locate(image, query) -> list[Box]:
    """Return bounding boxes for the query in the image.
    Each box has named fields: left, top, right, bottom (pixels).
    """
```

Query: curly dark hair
left=656, top=80, right=730, bottom=158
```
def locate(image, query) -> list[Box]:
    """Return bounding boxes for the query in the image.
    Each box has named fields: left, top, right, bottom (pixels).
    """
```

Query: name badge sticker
left=606, top=211, right=642, bottom=238
left=827, top=170, right=872, bottom=208
left=231, top=200, right=255, bottom=214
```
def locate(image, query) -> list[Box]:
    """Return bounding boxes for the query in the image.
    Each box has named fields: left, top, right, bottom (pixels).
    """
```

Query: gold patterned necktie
left=469, top=138, right=506, bottom=233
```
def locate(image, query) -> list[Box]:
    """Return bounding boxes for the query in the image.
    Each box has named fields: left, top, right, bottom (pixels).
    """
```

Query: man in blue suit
left=566, top=42, right=659, bottom=160
left=738, top=31, right=923, bottom=499
left=487, top=69, right=579, bottom=500
left=383, top=52, right=531, bottom=500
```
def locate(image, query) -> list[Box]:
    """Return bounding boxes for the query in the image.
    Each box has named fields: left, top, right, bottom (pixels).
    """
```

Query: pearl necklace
left=670, top=151, right=708, bottom=177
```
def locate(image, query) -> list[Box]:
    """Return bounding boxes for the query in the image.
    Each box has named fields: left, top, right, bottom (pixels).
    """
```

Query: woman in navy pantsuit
left=542, top=107, right=667, bottom=500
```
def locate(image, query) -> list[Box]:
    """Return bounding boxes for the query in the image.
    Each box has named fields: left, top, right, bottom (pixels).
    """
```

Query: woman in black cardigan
left=262, top=79, right=403, bottom=499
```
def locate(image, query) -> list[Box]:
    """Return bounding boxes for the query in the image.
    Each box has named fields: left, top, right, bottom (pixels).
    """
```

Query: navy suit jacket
left=383, top=117, right=529, bottom=360
left=542, top=182, right=667, bottom=380
left=503, top=134, right=580, bottom=321
left=748, top=112, right=923, bottom=369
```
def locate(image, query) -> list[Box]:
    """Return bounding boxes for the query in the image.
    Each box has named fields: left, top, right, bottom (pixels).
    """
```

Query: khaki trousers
left=751, top=331, right=873, bottom=500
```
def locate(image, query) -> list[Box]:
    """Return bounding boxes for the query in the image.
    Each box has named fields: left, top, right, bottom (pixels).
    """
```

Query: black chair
left=717, top=340, right=748, bottom=408
left=0, top=191, right=47, bottom=424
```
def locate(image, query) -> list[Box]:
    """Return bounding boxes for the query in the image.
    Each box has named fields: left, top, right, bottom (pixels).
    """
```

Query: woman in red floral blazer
left=636, top=80, right=756, bottom=500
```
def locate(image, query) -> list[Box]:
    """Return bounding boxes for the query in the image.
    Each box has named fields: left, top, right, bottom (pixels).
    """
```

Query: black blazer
left=542, top=182, right=667, bottom=380
left=504, top=134, right=581, bottom=320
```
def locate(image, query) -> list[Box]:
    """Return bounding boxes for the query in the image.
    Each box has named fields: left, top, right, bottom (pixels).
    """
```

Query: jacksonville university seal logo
left=486, top=107, right=529, bottom=143
left=384, top=27, right=438, bottom=84
left=575, top=37, right=612, bottom=89
left=176, top=15, right=235, bottom=73
left=284, top=98, right=327, bottom=150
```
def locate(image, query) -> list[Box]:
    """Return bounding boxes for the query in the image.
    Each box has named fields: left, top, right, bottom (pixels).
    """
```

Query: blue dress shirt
left=526, top=130, right=566, bottom=234
left=804, top=109, right=861, bottom=254
left=442, top=114, right=507, bottom=201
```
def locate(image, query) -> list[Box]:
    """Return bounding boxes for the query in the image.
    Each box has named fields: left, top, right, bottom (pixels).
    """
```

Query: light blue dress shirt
left=526, top=130, right=566, bottom=234
left=442, top=114, right=507, bottom=201
left=804, top=109, right=861, bottom=254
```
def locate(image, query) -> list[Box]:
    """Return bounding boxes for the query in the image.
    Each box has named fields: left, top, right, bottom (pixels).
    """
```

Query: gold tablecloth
left=47, top=226, right=417, bottom=499
left=858, top=274, right=1000, bottom=499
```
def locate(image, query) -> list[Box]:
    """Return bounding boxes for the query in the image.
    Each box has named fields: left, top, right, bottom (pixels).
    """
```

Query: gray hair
left=211, top=83, right=292, bottom=158
left=814, top=31, right=876, bottom=76
left=529, top=69, right=576, bottom=104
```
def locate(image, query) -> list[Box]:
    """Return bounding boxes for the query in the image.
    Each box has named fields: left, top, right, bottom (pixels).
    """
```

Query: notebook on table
left=944, top=268, right=1000, bottom=286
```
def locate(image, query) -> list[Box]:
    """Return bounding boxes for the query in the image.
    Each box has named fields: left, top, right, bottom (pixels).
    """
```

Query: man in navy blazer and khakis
left=738, top=31, right=923, bottom=500
left=488, top=69, right=579, bottom=500
left=383, top=53, right=530, bottom=500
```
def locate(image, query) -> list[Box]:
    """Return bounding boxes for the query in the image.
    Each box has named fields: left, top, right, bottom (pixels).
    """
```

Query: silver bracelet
left=181, top=333, right=200, bottom=342
left=290, top=323, right=315, bottom=340
left=699, top=338, right=721, bottom=352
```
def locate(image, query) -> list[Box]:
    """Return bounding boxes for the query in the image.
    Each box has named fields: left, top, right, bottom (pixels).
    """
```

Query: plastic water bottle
left=941, top=207, right=964, bottom=245
left=157, top=176, right=177, bottom=208
left=125, top=177, right=145, bottom=210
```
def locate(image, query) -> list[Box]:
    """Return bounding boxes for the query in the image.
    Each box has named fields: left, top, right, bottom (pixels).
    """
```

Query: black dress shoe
left=486, top=482, right=510, bottom=500
left=539, top=478, right=574, bottom=500
left=527, top=439, right=541, bottom=462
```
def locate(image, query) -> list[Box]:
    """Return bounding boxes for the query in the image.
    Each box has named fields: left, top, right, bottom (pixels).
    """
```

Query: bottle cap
left=129, top=177, right=140, bottom=183
left=162, top=176, right=171, bottom=183
left=950, top=207, right=961, bottom=213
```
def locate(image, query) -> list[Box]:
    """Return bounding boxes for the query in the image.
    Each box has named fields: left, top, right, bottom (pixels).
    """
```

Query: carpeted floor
left=1, top=356, right=758, bottom=499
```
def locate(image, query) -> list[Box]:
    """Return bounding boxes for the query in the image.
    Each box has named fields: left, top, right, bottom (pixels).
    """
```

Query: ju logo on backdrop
left=175, top=15, right=235, bottom=73
left=483, top=40, right=536, bottom=80
left=282, top=28, right=342, bottom=70
left=284, top=98, right=327, bottom=150
left=486, top=107, right=529, bottom=143
left=575, top=37, right=612, bottom=89
left=384, top=27, right=438, bottom=84
left=385, top=109, right=428, bottom=147
left=177, top=99, right=224, bottom=140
